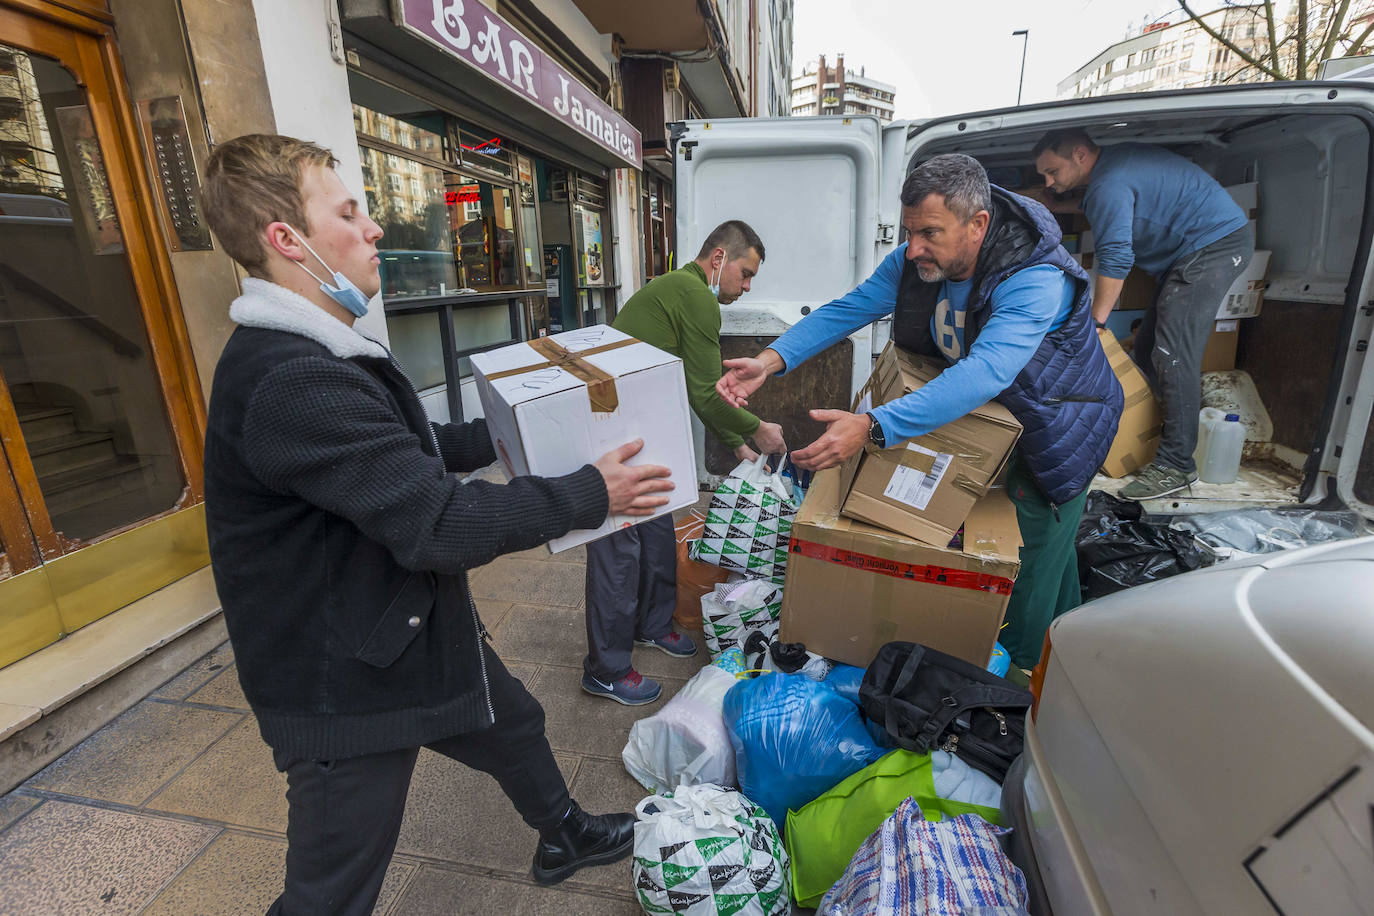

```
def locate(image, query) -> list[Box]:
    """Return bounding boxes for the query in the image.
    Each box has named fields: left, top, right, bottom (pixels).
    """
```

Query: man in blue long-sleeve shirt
left=717, top=154, right=1121, bottom=671
left=1034, top=128, right=1253, bottom=499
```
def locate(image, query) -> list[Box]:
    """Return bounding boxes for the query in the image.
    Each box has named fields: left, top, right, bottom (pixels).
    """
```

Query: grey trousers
left=583, top=513, right=676, bottom=682
left=1133, top=224, right=1255, bottom=473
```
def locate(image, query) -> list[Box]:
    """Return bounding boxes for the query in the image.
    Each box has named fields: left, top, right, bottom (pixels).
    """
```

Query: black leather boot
left=531, top=801, right=635, bottom=885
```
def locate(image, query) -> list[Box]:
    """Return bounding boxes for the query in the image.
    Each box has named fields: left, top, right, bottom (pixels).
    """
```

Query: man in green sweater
left=581, top=220, right=786, bottom=704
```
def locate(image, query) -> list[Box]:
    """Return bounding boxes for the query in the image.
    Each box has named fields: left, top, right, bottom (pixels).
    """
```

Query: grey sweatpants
left=1133, top=224, right=1254, bottom=473
left=583, top=513, right=676, bottom=682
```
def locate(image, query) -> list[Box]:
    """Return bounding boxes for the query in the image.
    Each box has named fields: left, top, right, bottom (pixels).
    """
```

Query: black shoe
left=531, top=801, right=636, bottom=885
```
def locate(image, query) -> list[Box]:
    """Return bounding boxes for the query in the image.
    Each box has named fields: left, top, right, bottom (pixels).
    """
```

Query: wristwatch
left=866, top=412, right=886, bottom=448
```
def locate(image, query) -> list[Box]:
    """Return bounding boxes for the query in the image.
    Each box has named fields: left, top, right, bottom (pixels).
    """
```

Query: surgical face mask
left=708, top=258, right=723, bottom=300
left=282, top=223, right=372, bottom=318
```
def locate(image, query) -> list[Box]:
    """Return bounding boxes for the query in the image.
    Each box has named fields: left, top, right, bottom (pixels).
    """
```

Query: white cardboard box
left=1216, top=249, right=1271, bottom=319
left=470, top=325, right=698, bottom=553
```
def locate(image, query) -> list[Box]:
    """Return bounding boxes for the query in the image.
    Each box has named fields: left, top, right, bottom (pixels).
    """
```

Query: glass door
left=0, top=6, right=206, bottom=666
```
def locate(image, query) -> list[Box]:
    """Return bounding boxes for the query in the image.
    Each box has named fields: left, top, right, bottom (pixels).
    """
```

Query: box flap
left=961, top=488, right=1022, bottom=564
left=470, top=325, right=677, bottom=407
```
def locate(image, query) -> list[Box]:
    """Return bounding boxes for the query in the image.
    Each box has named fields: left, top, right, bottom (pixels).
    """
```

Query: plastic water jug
left=1194, top=407, right=1226, bottom=468
left=1199, top=413, right=1244, bottom=484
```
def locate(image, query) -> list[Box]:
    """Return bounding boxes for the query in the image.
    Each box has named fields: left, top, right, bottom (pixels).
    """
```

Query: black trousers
left=265, top=646, right=570, bottom=916
left=583, top=513, right=677, bottom=682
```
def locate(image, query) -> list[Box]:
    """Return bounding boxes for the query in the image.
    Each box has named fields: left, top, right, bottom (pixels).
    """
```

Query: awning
left=342, top=0, right=642, bottom=171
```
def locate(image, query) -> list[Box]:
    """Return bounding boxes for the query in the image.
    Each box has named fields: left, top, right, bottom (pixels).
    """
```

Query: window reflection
left=359, top=145, right=457, bottom=299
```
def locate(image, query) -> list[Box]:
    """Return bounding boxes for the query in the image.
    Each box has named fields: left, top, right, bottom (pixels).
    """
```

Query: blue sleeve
left=1084, top=181, right=1136, bottom=279
left=770, top=245, right=906, bottom=374
left=870, top=265, right=1072, bottom=441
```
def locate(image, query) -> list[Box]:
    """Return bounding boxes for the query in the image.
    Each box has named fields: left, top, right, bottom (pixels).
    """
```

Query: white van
left=671, top=81, right=1374, bottom=913
left=671, top=81, right=1374, bottom=519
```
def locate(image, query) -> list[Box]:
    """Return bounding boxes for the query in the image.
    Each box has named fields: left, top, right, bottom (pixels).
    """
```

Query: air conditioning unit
left=663, top=62, right=681, bottom=93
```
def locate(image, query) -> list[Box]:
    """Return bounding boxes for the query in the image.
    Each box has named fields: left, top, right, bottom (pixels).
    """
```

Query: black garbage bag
left=1077, top=491, right=1207, bottom=599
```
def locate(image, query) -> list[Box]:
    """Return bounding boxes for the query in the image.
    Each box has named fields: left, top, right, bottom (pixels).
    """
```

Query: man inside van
left=581, top=219, right=787, bottom=705
left=716, top=154, right=1122, bottom=672
left=201, top=134, right=675, bottom=914
left=1033, top=128, right=1253, bottom=500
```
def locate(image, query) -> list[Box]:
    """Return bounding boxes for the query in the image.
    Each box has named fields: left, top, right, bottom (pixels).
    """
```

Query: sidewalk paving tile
left=630, top=629, right=710, bottom=681
left=490, top=603, right=588, bottom=668
left=565, top=757, right=653, bottom=892
left=468, top=557, right=585, bottom=608
left=388, top=864, right=640, bottom=915
left=0, top=792, right=39, bottom=831
left=475, top=598, right=515, bottom=632
left=149, top=640, right=235, bottom=700
left=23, top=702, right=243, bottom=806
left=144, top=717, right=287, bottom=833
left=392, top=747, right=577, bottom=869
left=186, top=664, right=250, bottom=709
left=0, top=799, right=217, bottom=915
left=528, top=664, right=686, bottom=758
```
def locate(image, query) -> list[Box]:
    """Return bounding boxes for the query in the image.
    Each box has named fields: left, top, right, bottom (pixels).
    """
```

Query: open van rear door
left=897, top=83, right=1374, bottom=517
left=671, top=115, right=894, bottom=482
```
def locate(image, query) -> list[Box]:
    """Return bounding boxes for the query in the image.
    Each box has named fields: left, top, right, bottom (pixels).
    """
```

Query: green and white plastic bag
left=633, top=783, right=790, bottom=916
left=700, top=578, right=783, bottom=660
left=689, top=454, right=799, bottom=580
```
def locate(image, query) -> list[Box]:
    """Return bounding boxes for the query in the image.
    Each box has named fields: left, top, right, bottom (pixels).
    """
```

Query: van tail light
left=1028, top=629, right=1052, bottom=722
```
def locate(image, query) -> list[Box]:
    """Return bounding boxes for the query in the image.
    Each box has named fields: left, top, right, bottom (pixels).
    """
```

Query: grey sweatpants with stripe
left=583, top=513, right=676, bottom=682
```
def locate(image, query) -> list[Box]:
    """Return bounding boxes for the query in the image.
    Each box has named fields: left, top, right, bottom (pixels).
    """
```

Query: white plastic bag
left=700, top=578, right=783, bottom=659
left=623, top=665, right=739, bottom=793
left=633, top=783, right=790, bottom=916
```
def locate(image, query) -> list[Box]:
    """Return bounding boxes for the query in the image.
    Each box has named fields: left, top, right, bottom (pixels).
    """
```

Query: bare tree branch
left=1298, top=0, right=1309, bottom=79
left=1346, top=15, right=1374, bottom=57
left=1178, top=0, right=1286, bottom=79
left=1320, top=0, right=1354, bottom=63
left=1262, top=0, right=1281, bottom=71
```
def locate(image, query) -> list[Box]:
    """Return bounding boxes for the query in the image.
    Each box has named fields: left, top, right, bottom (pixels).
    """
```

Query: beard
left=915, top=261, right=947, bottom=283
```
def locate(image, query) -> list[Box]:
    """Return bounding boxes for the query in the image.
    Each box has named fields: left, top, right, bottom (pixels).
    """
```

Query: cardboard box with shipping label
left=780, top=467, right=1021, bottom=668
left=1098, top=328, right=1161, bottom=478
left=470, top=325, right=698, bottom=553
left=1215, top=250, right=1270, bottom=320
left=841, top=345, right=1021, bottom=545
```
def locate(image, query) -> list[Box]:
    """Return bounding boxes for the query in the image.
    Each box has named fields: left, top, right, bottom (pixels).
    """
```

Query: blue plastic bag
left=988, top=641, right=1011, bottom=678
left=723, top=672, right=886, bottom=827
left=819, top=663, right=865, bottom=705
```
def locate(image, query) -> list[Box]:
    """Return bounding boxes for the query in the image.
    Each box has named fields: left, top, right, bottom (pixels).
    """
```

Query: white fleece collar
left=229, top=278, right=389, bottom=360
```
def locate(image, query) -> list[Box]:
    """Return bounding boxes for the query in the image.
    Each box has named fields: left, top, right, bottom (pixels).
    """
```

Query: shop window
left=361, top=144, right=458, bottom=299
left=353, top=103, right=445, bottom=158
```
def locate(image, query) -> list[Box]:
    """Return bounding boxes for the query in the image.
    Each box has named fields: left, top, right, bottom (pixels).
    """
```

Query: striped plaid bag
left=818, top=797, right=1028, bottom=915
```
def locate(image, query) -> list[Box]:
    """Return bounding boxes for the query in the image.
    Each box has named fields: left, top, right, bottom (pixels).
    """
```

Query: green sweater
left=612, top=262, right=760, bottom=449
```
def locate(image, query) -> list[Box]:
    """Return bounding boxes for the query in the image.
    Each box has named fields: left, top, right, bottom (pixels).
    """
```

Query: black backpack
left=860, top=641, right=1032, bottom=783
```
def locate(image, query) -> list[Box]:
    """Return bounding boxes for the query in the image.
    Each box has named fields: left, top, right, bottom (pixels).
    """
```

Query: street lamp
left=1013, top=29, right=1029, bottom=106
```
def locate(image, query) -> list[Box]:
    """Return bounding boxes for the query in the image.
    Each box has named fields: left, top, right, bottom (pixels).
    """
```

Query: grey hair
left=900, top=154, right=991, bottom=223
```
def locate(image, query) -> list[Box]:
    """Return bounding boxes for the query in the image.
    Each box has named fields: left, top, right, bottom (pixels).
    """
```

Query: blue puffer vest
left=894, top=186, right=1123, bottom=505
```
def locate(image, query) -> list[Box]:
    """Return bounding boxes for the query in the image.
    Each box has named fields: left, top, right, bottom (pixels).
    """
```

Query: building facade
left=0, top=0, right=787, bottom=784
left=1059, top=7, right=1274, bottom=98
left=790, top=53, right=895, bottom=122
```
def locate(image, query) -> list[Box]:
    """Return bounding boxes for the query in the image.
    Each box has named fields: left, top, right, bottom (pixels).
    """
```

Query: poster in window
left=54, top=105, right=124, bottom=255
left=578, top=209, right=604, bottom=286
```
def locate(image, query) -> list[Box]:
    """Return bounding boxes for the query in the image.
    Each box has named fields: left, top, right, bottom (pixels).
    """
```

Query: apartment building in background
left=1059, top=6, right=1272, bottom=98
left=791, top=53, right=896, bottom=122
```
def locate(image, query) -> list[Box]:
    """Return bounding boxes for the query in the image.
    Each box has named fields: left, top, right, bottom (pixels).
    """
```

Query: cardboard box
left=841, top=345, right=1021, bottom=545
left=780, top=467, right=1022, bottom=668
left=470, top=325, right=697, bottom=552
left=1201, top=319, right=1240, bottom=372
left=1098, top=328, right=1162, bottom=477
left=1215, top=250, right=1271, bottom=320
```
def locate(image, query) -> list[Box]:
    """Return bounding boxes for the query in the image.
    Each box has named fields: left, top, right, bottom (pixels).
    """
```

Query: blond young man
left=201, top=134, right=672, bottom=914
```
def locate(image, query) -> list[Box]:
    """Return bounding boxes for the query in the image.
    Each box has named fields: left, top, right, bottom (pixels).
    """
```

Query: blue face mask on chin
left=282, top=223, right=373, bottom=318
left=708, top=260, right=723, bottom=300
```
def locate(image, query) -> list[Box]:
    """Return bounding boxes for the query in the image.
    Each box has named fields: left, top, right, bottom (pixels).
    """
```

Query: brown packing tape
left=482, top=336, right=639, bottom=412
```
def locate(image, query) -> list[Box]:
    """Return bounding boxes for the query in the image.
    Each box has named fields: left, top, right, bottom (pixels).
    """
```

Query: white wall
left=250, top=0, right=391, bottom=346
left=611, top=167, right=643, bottom=309
left=530, top=0, right=615, bottom=77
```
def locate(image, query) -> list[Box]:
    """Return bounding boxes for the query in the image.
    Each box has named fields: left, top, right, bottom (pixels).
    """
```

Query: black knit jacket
left=204, top=285, right=607, bottom=760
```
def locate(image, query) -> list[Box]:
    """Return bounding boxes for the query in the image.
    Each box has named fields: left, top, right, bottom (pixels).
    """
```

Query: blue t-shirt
left=1085, top=143, right=1247, bottom=279
left=769, top=245, right=1075, bottom=443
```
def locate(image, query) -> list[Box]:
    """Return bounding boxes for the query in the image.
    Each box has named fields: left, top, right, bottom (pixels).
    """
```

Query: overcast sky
left=791, top=0, right=1190, bottom=118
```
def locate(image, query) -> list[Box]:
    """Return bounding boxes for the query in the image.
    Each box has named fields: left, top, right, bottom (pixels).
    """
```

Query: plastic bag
left=623, top=665, right=740, bottom=794
left=723, top=673, right=887, bottom=827
left=689, top=454, right=799, bottom=579
left=701, top=578, right=783, bottom=659
left=675, top=512, right=732, bottom=629
left=786, top=750, right=1006, bottom=908
left=633, top=783, right=790, bottom=916
left=1077, top=491, right=1206, bottom=599
left=818, top=797, right=1028, bottom=916
left=1172, top=507, right=1368, bottom=562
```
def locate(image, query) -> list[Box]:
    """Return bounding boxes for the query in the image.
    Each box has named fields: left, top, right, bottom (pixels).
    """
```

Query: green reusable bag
left=783, top=749, right=1005, bottom=908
